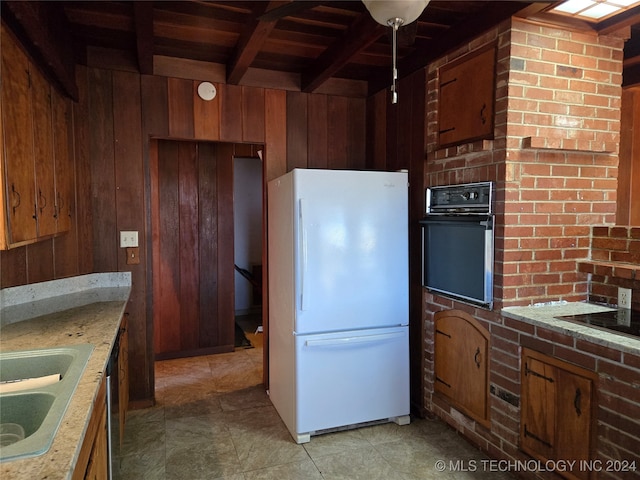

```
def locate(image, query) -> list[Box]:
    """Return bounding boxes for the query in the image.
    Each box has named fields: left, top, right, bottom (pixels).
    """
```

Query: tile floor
left=118, top=325, right=513, bottom=480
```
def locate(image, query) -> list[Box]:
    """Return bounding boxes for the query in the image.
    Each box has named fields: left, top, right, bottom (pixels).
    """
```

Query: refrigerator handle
left=299, top=198, right=309, bottom=310
left=305, top=331, right=405, bottom=348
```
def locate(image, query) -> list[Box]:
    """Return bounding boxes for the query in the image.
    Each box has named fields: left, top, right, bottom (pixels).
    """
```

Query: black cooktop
left=556, top=309, right=640, bottom=339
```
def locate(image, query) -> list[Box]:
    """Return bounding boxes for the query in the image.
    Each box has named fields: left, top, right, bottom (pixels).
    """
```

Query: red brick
left=624, top=352, right=640, bottom=370
left=490, top=371, right=520, bottom=396
left=536, top=328, right=575, bottom=347
left=520, top=334, right=554, bottom=355
left=553, top=345, right=597, bottom=370
left=598, top=358, right=640, bottom=380
left=575, top=339, right=622, bottom=362
left=492, top=336, right=521, bottom=359
left=599, top=391, right=640, bottom=426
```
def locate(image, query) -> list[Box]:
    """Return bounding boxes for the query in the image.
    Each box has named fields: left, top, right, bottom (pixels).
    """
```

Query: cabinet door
left=434, top=310, right=489, bottom=425
left=83, top=407, right=108, bottom=480
left=118, top=317, right=129, bottom=447
left=52, top=87, right=73, bottom=233
left=30, top=64, right=57, bottom=237
left=438, top=45, right=495, bottom=147
left=1, top=25, right=37, bottom=244
left=556, top=370, right=593, bottom=480
left=521, top=355, right=556, bottom=460
left=521, top=348, right=597, bottom=480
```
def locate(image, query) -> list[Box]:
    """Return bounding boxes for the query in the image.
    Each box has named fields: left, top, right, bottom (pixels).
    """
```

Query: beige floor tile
left=119, top=325, right=515, bottom=480
left=302, top=428, right=371, bottom=459
left=121, top=419, right=166, bottom=456
left=165, top=437, right=242, bottom=480
left=119, top=447, right=166, bottom=480
left=242, top=459, right=323, bottom=480
left=312, top=444, right=406, bottom=480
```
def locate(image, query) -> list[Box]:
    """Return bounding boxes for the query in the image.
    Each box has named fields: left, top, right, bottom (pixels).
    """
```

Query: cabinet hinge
left=524, top=362, right=554, bottom=383
left=440, top=77, right=457, bottom=88
left=435, top=376, right=451, bottom=388
left=524, top=425, right=553, bottom=448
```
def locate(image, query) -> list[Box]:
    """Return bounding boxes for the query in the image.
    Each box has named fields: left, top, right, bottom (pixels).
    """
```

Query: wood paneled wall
left=75, top=66, right=366, bottom=404
left=366, top=71, right=428, bottom=417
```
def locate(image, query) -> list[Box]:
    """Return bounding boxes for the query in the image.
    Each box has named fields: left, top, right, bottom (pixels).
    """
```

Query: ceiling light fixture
left=362, top=0, right=430, bottom=104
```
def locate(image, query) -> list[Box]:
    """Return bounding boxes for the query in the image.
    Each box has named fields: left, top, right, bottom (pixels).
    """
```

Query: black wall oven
left=420, top=182, right=494, bottom=309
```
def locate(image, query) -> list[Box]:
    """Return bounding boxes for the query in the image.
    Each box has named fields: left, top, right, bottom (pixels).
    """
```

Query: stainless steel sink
left=0, top=344, right=94, bottom=462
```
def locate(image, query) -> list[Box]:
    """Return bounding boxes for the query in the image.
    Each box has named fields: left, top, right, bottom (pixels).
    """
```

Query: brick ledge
left=578, top=260, right=639, bottom=280
left=522, top=136, right=617, bottom=153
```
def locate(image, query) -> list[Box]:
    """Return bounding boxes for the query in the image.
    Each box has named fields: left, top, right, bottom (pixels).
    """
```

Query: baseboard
left=235, top=307, right=262, bottom=316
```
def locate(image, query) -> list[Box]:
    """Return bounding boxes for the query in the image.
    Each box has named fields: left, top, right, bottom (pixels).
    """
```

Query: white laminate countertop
left=502, top=301, right=640, bottom=355
left=0, top=272, right=131, bottom=480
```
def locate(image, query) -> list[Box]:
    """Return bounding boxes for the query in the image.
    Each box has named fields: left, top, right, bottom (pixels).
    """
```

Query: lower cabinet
left=72, top=375, right=108, bottom=480
left=521, top=348, right=597, bottom=480
left=117, top=315, right=129, bottom=448
left=434, top=309, right=490, bottom=425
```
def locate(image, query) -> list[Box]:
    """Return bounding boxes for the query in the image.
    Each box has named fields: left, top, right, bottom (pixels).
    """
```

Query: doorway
left=151, top=140, right=236, bottom=360
left=233, top=156, right=264, bottom=349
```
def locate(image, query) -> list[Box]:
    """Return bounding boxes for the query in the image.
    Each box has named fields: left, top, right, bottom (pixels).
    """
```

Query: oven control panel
left=426, top=181, right=493, bottom=214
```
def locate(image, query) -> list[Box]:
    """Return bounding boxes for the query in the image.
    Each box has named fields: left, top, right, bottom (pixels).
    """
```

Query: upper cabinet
left=438, top=45, right=496, bottom=148
left=0, top=25, right=73, bottom=249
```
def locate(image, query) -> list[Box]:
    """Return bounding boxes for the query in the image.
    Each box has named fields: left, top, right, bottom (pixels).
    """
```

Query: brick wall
left=501, top=19, right=623, bottom=308
left=580, top=226, right=640, bottom=309
left=422, top=17, right=636, bottom=480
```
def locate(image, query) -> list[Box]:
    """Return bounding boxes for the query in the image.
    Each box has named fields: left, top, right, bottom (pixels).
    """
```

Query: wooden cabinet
left=117, top=315, right=129, bottom=447
left=521, top=348, right=597, bottom=480
left=1, top=24, right=37, bottom=245
left=72, top=375, right=108, bottom=480
left=0, top=24, right=73, bottom=249
left=434, top=309, right=490, bottom=425
left=438, top=44, right=496, bottom=147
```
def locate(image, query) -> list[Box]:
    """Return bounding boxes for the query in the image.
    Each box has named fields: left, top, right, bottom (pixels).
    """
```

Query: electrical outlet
left=618, top=287, right=632, bottom=309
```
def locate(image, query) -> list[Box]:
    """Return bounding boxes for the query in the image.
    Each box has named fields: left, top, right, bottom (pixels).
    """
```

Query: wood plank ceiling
left=3, top=1, right=640, bottom=100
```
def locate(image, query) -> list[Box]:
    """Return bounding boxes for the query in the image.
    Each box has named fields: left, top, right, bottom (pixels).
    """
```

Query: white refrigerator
left=268, top=168, right=410, bottom=444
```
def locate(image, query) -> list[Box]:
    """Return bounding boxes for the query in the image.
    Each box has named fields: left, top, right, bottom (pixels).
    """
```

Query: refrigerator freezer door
left=293, top=169, right=408, bottom=334
left=291, top=326, right=410, bottom=442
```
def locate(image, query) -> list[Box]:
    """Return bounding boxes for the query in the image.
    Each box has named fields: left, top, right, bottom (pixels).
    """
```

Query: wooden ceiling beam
left=227, top=2, right=282, bottom=84
left=1, top=1, right=78, bottom=99
left=301, top=13, right=385, bottom=93
left=258, top=1, right=323, bottom=22
left=133, top=1, right=154, bottom=75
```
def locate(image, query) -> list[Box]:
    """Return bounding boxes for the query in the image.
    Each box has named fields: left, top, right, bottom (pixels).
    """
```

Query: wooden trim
left=155, top=344, right=234, bottom=361
left=71, top=375, right=106, bottom=480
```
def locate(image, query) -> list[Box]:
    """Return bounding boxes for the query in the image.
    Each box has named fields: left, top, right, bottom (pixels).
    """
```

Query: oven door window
left=420, top=215, right=493, bottom=308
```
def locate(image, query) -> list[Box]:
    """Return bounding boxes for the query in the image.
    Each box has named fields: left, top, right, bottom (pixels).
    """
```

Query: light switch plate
left=120, top=231, right=139, bottom=248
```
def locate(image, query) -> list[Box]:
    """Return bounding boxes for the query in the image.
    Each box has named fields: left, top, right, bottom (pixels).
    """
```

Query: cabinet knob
left=474, top=347, right=481, bottom=368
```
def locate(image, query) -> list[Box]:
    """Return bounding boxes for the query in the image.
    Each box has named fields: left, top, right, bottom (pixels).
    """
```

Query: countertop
left=0, top=273, right=131, bottom=480
left=502, top=301, right=640, bottom=355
